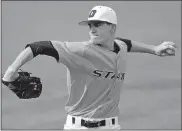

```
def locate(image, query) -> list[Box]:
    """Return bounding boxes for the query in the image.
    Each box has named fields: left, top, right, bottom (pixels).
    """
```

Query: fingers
left=163, top=41, right=178, bottom=49
left=160, top=52, right=175, bottom=57
left=166, top=45, right=175, bottom=50
left=163, top=42, right=177, bottom=56
left=170, top=42, right=179, bottom=50
left=159, top=43, right=176, bottom=56
left=163, top=41, right=175, bottom=46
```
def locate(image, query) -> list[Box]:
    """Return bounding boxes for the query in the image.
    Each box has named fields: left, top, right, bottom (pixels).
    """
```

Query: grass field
left=1, top=1, right=181, bottom=130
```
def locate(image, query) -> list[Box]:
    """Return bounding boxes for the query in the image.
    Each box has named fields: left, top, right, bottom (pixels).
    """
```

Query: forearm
left=130, top=40, right=156, bottom=54
left=3, top=47, right=34, bottom=81
left=3, top=41, right=59, bottom=81
left=11, top=47, right=34, bottom=70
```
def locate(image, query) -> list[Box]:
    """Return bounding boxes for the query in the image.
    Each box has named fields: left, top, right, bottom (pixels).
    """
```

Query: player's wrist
left=143, top=45, right=157, bottom=55
left=151, top=46, right=158, bottom=55
left=2, top=66, right=19, bottom=82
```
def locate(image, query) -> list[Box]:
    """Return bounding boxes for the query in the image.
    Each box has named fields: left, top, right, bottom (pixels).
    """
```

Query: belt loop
left=112, top=118, right=115, bottom=125
left=72, top=117, right=75, bottom=124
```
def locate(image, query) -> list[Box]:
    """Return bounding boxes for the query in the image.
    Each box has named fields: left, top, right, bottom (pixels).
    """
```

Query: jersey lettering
left=104, top=71, right=113, bottom=78
left=93, top=70, right=125, bottom=81
left=93, top=70, right=103, bottom=77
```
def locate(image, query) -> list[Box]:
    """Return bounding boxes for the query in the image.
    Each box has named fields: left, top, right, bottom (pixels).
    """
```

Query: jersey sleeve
left=51, top=41, right=85, bottom=66
left=25, top=41, right=59, bottom=61
left=115, top=37, right=132, bottom=52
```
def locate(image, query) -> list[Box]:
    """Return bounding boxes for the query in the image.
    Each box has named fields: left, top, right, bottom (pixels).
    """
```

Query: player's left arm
left=130, top=40, right=177, bottom=56
left=116, top=37, right=177, bottom=56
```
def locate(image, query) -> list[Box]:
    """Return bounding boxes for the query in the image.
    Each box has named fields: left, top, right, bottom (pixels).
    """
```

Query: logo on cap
left=89, top=10, right=97, bottom=18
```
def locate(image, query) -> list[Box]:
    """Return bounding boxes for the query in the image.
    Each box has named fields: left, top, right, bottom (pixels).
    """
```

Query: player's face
left=88, top=21, right=113, bottom=44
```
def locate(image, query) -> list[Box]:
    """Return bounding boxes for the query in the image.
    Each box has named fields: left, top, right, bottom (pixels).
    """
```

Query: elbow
left=25, top=41, right=59, bottom=61
left=25, top=43, right=42, bottom=57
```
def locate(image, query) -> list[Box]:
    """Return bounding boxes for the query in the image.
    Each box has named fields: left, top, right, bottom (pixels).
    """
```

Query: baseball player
left=2, top=5, right=177, bottom=130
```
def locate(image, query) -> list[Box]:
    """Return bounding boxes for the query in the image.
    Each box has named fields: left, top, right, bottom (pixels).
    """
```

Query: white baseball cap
left=78, top=5, right=117, bottom=25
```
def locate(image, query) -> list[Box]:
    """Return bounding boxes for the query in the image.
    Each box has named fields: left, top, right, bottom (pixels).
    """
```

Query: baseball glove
left=2, top=70, right=42, bottom=99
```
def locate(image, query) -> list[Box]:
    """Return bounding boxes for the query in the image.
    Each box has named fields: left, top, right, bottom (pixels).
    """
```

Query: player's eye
left=88, top=22, right=105, bottom=28
left=93, top=22, right=104, bottom=27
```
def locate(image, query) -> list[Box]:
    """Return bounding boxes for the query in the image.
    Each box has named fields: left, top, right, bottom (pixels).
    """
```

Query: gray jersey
left=51, top=39, right=128, bottom=118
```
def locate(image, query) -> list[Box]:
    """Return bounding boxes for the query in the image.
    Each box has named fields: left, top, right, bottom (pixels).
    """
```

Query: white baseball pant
left=64, top=114, right=121, bottom=130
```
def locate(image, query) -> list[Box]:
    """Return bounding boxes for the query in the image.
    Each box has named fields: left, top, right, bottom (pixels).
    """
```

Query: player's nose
left=90, top=27, right=97, bottom=34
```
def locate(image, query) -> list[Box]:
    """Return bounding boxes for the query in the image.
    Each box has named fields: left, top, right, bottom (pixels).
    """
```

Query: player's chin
left=91, top=37, right=103, bottom=44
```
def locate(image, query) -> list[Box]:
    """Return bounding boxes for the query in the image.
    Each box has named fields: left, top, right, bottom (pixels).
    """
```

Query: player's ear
left=110, top=24, right=116, bottom=34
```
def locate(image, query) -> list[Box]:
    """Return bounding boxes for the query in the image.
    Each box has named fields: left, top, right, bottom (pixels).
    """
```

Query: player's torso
left=64, top=40, right=127, bottom=118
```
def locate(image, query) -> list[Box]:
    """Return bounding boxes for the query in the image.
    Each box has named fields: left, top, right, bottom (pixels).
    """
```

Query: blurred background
left=1, top=1, right=181, bottom=130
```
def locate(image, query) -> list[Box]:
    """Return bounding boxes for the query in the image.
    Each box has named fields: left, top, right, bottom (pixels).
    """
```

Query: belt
left=81, top=119, right=106, bottom=128
left=71, top=116, right=116, bottom=128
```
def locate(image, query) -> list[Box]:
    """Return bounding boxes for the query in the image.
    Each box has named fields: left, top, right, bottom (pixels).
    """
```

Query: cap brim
left=78, top=20, right=109, bottom=26
left=78, top=20, right=89, bottom=26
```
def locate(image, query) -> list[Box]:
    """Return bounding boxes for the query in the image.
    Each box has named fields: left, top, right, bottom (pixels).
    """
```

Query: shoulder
left=51, top=40, right=90, bottom=55
left=114, top=37, right=128, bottom=48
left=114, top=37, right=132, bottom=52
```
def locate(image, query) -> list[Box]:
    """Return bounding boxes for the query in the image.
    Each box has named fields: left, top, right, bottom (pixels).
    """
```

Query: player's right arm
left=2, top=41, right=60, bottom=82
left=2, top=40, right=85, bottom=82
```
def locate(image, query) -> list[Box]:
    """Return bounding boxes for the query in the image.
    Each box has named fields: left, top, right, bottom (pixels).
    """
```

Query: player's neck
left=100, top=39, right=115, bottom=51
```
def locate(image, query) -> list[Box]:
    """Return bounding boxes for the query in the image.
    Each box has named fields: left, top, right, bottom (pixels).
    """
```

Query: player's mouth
left=91, top=34, right=99, bottom=37
left=91, top=35, right=99, bottom=39
left=92, top=35, right=98, bottom=37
